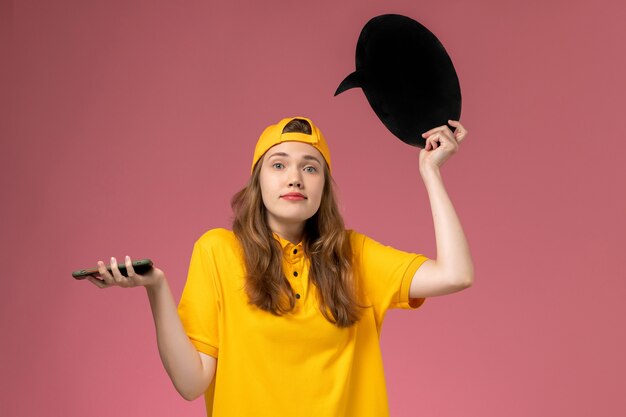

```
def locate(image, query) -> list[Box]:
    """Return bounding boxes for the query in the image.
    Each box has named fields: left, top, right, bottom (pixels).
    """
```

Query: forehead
left=264, top=141, right=325, bottom=162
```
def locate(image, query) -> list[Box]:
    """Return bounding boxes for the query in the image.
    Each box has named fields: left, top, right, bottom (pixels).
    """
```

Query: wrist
left=145, top=274, right=167, bottom=294
left=420, top=164, right=441, bottom=178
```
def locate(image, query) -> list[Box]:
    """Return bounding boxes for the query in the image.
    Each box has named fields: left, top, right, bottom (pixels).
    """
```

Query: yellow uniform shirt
left=177, top=228, right=429, bottom=417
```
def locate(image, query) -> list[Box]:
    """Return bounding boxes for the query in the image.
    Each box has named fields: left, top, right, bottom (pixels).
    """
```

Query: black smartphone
left=72, top=259, right=153, bottom=280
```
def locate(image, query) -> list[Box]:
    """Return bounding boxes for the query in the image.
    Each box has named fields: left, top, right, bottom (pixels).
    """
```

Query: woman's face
left=259, top=141, right=326, bottom=231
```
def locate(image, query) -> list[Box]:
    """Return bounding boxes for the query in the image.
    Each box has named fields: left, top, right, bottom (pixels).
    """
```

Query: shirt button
left=295, top=293, right=301, bottom=299
left=293, top=271, right=298, bottom=277
left=293, top=249, right=298, bottom=254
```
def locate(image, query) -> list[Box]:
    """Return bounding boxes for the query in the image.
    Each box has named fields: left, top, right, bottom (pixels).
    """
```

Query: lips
left=281, top=192, right=307, bottom=200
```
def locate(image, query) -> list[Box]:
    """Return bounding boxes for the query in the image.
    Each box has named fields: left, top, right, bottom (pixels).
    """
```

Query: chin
left=273, top=210, right=316, bottom=225
left=282, top=214, right=314, bottom=224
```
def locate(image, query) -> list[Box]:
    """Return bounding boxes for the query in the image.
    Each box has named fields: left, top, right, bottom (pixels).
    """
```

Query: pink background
left=2, top=0, right=625, bottom=415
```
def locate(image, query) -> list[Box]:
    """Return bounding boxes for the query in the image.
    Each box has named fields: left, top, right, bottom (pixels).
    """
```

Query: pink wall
left=2, top=0, right=625, bottom=415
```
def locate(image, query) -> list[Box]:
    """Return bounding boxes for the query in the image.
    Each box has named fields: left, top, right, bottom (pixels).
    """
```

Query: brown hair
left=231, top=119, right=363, bottom=327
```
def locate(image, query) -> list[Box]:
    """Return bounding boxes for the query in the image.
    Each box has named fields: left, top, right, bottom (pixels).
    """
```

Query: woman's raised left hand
left=418, top=120, right=468, bottom=172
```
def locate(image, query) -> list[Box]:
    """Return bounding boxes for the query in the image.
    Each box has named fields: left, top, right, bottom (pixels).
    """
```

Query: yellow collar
left=272, top=232, right=304, bottom=250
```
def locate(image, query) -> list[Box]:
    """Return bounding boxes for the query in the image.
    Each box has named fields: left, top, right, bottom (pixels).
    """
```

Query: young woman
left=87, top=116, right=473, bottom=417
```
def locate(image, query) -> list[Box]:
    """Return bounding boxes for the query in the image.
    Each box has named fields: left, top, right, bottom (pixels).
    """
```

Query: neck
left=268, top=220, right=305, bottom=245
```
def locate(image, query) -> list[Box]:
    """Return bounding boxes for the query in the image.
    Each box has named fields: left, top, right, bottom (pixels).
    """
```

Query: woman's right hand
left=86, top=256, right=165, bottom=290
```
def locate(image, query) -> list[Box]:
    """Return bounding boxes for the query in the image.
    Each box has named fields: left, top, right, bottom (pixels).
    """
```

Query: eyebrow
left=267, top=152, right=322, bottom=165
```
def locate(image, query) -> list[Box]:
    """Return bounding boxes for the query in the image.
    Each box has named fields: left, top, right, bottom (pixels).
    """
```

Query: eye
left=272, top=163, right=285, bottom=169
left=303, top=166, right=317, bottom=173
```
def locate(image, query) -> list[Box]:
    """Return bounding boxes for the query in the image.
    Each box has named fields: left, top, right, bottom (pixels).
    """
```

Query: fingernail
left=125, top=255, right=130, bottom=262
left=111, top=256, right=115, bottom=263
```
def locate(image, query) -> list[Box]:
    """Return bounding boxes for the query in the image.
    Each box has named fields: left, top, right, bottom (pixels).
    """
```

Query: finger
left=422, top=124, right=454, bottom=138
left=448, top=120, right=468, bottom=141
left=433, top=132, right=458, bottom=151
left=109, top=257, right=126, bottom=285
left=429, top=133, right=445, bottom=148
left=448, top=119, right=466, bottom=131
left=421, top=125, right=446, bottom=138
left=87, top=275, right=110, bottom=289
left=98, top=260, right=115, bottom=285
left=432, top=135, right=443, bottom=149
left=421, top=126, right=444, bottom=138
left=124, top=255, right=138, bottom=287
left=424, top=135, right=430, bottom=150
left=125, top=255, right=137, bottom=278
left=430, top=136, right=438, bottom=149
left=425, top=129, right=455, bottom=144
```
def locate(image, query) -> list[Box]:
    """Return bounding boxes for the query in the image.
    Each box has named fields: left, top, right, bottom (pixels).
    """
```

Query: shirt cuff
left=396, top=254, right=429, bottom=310
left=189, top=338, right=219, bottom=358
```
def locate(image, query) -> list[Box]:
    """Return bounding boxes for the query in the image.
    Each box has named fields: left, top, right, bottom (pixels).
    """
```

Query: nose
left=288, top=168, right=302, bottom=188
left=288, top=179, right=302, bottom=188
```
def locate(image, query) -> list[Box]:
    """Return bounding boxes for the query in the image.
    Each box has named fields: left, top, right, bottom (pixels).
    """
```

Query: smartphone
left=72, top=259, right=153, bottom=280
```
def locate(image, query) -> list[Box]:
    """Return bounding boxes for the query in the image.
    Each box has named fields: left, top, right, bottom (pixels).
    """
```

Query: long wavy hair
left=231, top=120, right=363, bottom=327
